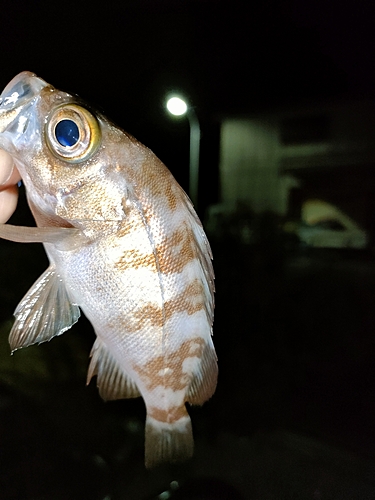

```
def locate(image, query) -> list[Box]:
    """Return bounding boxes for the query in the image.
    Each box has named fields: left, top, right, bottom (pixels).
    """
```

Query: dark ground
left=1, top=198, right=375, bottom=499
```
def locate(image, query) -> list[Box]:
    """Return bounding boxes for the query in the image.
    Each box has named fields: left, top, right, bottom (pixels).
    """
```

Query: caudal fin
left=145, top=411, right=193, bottom=468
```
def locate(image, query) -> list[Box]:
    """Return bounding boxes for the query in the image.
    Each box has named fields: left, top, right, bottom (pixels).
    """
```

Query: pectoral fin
left=0, top=223, right=86, bottom=250
left=87, top=338, right=141, bottom=400
left=9, top=265, right=80, bottom=352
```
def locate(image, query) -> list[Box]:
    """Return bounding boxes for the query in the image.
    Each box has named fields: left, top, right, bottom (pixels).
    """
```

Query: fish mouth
left=0, top=71, right=48, bottom=134
left=0, top=71, right=47, bottom=110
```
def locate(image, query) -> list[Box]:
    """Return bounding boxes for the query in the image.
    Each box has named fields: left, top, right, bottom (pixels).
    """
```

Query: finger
left=0, top=185, right=18, bottom=223
left=2, top=166, right=21, bottom=188
left=0, top=150, right=20, bottom=188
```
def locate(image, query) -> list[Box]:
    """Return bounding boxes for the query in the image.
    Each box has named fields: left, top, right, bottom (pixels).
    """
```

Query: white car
left=297, top=199, right=368, bottom=249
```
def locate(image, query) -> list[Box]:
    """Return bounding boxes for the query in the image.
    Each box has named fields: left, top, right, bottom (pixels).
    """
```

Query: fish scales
left=0, top=72, right=217, bottom=467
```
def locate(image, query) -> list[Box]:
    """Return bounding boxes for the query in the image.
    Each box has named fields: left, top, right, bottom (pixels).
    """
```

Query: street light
left=166, top=95, right=200, bottom=210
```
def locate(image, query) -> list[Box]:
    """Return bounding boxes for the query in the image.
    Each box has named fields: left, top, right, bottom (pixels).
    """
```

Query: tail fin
left=145, top=411, right=193, bottom=468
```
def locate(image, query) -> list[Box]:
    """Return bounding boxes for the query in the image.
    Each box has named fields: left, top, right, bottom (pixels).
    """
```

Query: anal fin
left=87, top=338, right=141, bottom=401
left=9, top=265, right=80, bottom=352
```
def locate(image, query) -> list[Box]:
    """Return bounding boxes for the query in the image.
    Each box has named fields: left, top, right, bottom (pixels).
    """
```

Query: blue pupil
left=55, top=119, right=79, bottom=147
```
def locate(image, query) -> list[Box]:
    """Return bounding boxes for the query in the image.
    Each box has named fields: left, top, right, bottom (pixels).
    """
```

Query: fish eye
left=46, top=104, right=101, bottom=162
left=55, top=119, right=80, bottom=147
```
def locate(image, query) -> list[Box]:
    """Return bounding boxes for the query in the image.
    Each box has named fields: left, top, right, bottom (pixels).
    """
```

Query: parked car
left=297, top=199, right=368, bottom=249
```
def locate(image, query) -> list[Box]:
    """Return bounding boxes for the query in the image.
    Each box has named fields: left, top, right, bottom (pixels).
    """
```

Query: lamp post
left=166, top=96, right=200, bottom=210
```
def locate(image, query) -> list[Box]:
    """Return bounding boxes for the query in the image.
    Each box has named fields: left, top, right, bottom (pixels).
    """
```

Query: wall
left=218, top=100, right=375, bottom=217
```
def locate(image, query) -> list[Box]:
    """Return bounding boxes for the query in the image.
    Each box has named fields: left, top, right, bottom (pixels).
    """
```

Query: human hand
left=0, top=150, right=21, bottom=223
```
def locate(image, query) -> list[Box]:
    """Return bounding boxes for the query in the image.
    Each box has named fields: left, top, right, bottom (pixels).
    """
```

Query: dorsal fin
left=186, top=339, right=218, bottom=405
left=9, top=265, right=80, bottom=352
left=87, top=338, right=141, bottom=400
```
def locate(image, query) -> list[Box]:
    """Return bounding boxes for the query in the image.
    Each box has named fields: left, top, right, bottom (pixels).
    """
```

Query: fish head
left=0, top=71, right=128, bottom=226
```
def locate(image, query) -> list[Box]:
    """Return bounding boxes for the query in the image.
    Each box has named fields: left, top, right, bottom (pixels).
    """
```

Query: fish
left=0, top=72, right=217, bottom=467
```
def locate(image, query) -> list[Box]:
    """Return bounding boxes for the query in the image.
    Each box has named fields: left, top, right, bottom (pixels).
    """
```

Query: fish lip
left=1, top=71, right=37, bottom=101
left=0, top=72, right=50, bottom=157
left=0, top=71, right=48, bottom=110
left=0, top=71, right=49, bottom=136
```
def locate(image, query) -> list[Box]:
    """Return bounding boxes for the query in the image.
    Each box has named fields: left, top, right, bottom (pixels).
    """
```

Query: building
left=208, top=99, right=375, bottom=246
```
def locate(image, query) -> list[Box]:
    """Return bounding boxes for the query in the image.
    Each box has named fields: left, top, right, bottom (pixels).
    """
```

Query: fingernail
left=0, top=150, right=15, bottom=185
left=0, top=185, right=18, bottom=223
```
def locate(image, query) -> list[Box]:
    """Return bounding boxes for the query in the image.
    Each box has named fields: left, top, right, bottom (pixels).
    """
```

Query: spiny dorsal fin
left=186, top=339, right=218, bottom=405
left=87, top=338, right=141, bottom=400
left=9, top=265, right=80, bottom=352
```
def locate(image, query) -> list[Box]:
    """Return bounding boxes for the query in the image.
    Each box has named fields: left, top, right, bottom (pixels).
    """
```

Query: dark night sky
left=1, top=0, right=374, bottom=206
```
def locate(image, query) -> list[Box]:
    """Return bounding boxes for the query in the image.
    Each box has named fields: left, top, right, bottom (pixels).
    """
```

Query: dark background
left=2, top=0, right=374, bottom=214
left=0, top=1, right=375, bottom=498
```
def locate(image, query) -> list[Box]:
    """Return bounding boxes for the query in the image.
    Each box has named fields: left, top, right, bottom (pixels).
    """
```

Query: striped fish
left=0, top=72, right=217, bottom=467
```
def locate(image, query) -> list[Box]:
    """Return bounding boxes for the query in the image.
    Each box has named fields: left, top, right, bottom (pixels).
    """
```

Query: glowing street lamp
left=166, top=96, right=187, bottom=116
left=166, top=95, right=200, bottom=210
